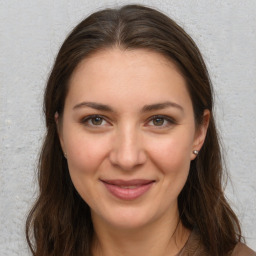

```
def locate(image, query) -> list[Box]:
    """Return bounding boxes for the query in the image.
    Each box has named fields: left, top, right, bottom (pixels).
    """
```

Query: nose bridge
left=109, top=122, right=146, bottom=170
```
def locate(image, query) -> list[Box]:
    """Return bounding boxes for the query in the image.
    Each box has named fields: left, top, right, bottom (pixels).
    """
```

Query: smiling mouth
left=100, top=179, right=155, bottom=200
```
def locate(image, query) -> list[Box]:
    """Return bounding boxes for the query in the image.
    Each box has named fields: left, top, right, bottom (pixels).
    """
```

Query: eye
left=147, top=115, right=176, bottom=128
left=152, top=117, right=165, bottom=126
left=91, top=116, right=104, bottom=125
left=81, top=115, right=109, bottom=127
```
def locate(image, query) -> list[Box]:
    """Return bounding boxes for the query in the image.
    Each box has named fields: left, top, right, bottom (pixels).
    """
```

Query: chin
left=110, top=217, right=152, bottom=231
left=92, top=203, right=167, bottom=232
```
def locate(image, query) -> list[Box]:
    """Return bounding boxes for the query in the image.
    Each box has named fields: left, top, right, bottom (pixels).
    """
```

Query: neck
left=91, top=210, right=190, bottom=256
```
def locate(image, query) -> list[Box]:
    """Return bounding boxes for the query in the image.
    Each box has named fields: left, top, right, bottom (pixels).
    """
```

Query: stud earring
left=193, top=150, right=199, bottom=155
left=64, top=152, right=67, bottom=158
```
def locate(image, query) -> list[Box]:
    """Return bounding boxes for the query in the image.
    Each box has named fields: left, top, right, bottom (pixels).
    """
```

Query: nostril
left=109, top=131, right=147, bottom=170
left=109, top=148, right=147, bottom=171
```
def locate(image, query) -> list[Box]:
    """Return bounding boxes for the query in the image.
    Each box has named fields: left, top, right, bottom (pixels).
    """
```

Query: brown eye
left=146, top=115, right=176, bottom=129
left=153, top=117, right=164, bottom=126
left=81, top=115, right=109, bottom=127
left=91, top=117, right=103, bottom=125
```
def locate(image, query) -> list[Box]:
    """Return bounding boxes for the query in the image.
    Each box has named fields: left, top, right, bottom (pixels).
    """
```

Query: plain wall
left=0, top=0, right=255, bottom=254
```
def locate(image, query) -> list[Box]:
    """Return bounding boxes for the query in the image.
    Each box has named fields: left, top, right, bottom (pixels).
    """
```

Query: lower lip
left=102, top=182, right=154, bottom=200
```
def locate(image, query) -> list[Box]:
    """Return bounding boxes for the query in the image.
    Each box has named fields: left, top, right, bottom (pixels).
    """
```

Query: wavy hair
left=26, top=4, right=241, bottom=256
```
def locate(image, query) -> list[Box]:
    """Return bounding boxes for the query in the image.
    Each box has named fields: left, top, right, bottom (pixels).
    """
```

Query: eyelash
left=146, top=115, right=177, bottom=128
left=80, top=114, right=176, bottom=128
left=81, top=114, right=109, bottom=127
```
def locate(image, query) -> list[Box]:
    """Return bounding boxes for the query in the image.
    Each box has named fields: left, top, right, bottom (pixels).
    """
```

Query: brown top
left=178, top=229, right=256, bottom=256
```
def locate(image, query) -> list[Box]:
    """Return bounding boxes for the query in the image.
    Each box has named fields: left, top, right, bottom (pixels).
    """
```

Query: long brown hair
left=26, top=4, right=241, bottom=255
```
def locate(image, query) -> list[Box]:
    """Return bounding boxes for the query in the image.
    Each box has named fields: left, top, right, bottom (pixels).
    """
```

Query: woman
left=26, top=4, right=256, bottom=256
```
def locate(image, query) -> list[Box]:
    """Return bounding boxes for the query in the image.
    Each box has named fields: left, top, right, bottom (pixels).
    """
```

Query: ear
left=55, top=112, right=66, bottom=153
left=191, top=109, right=210, bottom=160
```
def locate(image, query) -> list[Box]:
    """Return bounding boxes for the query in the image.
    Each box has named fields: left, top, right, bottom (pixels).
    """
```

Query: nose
left=109, top=125, right=147, bottom=171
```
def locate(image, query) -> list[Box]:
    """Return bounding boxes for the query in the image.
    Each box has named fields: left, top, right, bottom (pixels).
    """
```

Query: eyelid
left=80, top=114, right=177, bottom=128
left=146, top=115, right=177, bottom=127
left=81, top=114, right=111, bottom=127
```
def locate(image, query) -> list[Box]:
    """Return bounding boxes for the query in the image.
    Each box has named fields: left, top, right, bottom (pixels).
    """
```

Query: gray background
left=0, top=0, right=255, bottom=254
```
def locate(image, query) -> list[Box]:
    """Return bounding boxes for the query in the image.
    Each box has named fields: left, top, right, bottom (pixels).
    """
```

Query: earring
left=64, top=152, right=67, bottom=158
left=193, top=150, right=199, bottom=155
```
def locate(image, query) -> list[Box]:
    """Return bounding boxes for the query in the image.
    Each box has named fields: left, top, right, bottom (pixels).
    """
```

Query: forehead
left=67, top=48, right=192, bottom=112
left=71, top=48, right=183, bottom=83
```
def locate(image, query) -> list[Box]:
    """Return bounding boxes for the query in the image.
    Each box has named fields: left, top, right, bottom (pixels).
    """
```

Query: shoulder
left=180, top=229, right=256, bottom=256
left=231, top=242, right=256, bottom=256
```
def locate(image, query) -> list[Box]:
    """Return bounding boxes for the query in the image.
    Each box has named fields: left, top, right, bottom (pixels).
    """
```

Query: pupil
left=153, top=118, right=164, bottom=126
left=92, top=117, right=102, bottom=125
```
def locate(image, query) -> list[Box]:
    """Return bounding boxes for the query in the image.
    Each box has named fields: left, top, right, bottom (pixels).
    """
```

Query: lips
left=101, top=179, right=155, bottom=200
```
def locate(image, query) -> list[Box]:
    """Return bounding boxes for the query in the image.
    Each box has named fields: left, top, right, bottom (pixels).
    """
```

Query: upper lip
left=100, top=179, right=155, bottom=186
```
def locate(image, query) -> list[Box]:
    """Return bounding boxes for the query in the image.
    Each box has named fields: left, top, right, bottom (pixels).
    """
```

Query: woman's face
left=58, top=48, right=208, bottom=230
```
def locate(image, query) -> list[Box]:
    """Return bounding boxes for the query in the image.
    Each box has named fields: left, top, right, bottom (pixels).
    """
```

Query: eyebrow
left=73, top=101, right=183, bottom=112
left=73, top=102, right=114, bottom=112
left=141, top=101, right=184, bottom=113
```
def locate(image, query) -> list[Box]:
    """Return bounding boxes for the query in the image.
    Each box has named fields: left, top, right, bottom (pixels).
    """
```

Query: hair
left=26, top=4, right=242, bottom=256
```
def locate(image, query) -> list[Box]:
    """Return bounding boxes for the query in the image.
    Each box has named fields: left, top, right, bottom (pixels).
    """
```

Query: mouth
left=100, top=179, right=155, bottom=200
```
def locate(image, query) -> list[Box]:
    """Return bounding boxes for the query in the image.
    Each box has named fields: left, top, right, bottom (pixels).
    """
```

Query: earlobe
left=191, top=109, right=210, bottom=160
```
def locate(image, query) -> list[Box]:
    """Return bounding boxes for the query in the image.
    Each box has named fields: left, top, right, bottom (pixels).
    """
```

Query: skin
left=57, top=48, right=209, bottom=256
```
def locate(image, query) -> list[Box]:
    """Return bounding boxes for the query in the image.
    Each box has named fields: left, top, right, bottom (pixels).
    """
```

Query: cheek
left=65, top=131, right=110, bottom=175
left=144, top=133, right=193, bottom=213
left=147, top=132, right=194, bottom=173
left=64, top=134, right=111, bottom=207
